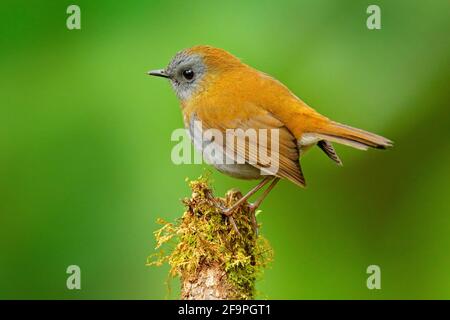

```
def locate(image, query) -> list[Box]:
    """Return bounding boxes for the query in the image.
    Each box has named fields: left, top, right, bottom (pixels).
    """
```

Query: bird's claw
left=221, top=203, right=259, bottom=236
left=228, top=215, right=241, bottom=236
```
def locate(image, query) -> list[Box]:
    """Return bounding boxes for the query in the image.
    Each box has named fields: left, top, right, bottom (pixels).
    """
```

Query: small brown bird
left=148, top=45, right=392, bottom=231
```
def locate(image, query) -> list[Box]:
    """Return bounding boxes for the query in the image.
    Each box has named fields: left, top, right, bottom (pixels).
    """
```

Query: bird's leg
left=249, top=177, right=280, bottom=212
left=248, top=177, right=280, bottom=234
left=222, top=176, right=273, bottom=217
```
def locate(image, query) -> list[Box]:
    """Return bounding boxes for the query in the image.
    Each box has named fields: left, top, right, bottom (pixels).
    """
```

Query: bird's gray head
left=147, top=50, right=206, bottom=101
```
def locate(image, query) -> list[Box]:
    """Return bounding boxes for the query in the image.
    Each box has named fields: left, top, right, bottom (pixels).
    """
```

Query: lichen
left=147, top=175, right=273, bottom=300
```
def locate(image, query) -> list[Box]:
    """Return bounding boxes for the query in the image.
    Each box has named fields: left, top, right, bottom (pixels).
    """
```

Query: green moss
left=147, top=175, right=273, bottom=300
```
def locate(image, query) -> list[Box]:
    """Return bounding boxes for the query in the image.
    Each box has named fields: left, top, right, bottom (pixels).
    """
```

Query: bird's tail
left=313, top=121, right=393, bottom=151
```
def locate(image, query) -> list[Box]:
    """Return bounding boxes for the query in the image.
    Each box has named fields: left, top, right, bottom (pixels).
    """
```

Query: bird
left=148, top=45, right=392, bottom=232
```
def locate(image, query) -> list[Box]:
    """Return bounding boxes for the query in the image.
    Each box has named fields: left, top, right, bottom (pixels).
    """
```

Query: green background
left=1, top=0, right=449, bottom=299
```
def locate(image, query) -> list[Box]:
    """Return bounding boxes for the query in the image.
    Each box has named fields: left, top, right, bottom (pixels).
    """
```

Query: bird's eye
left=182, top=69, right=194, bottom=80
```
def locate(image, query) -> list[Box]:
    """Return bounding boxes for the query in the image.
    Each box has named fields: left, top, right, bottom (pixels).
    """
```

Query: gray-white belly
left=212, top=163, right=262, bottom=180
left=188, top=114, right=262, bottom=180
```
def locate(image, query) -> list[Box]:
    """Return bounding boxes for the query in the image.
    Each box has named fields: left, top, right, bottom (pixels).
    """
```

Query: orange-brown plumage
left=149, top=45, right=392, bottom=189
left=174, top=46, right=391, bottom=187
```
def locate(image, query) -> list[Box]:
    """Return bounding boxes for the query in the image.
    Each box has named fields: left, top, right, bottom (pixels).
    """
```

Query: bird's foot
left=222, top=204, right=259, bottom=236
left=215, top=201, right=242, bottom=236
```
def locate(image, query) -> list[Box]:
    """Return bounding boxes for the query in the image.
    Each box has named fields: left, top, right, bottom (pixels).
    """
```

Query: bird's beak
left=147, top=69, right=169, bottom=78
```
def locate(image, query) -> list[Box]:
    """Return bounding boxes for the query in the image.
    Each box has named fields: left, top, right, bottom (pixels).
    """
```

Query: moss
left=147, top=175, right=273, bottom=300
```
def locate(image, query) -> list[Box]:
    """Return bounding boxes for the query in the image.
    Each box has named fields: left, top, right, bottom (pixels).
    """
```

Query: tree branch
left=148, top=176, right=273, bottom=300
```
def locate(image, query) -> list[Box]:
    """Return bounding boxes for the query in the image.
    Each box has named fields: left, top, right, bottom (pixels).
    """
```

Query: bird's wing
left=194, top=107, right=306, bottom=187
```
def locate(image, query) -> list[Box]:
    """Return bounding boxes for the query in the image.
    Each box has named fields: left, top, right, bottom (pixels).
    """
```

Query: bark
left=181, top=263, right=235, bottom=300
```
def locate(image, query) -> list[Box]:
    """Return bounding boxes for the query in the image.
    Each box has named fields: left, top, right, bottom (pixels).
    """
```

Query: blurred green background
left=1, top=0, right=449, bottom=299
